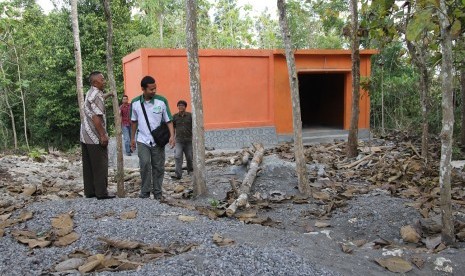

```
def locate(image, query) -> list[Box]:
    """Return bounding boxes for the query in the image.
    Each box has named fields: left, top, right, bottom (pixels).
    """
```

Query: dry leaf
left=22, top=185, right=37, bottom=196
left=54, top=232, right=80, bottom=247
left=312, top=191, right=331, bottom=201
left=51, top=213, right=74, bottom=236
left=0, top=213, right=12, bottom=221
left=315, top=221, right=331, bottom=228
left=375, top=257, right=413, bottom=273
left=456, top=230, right=465, bottom=241
left=353, top=239, right=367, bottom=247
left=19, top=211, right=33, bottom=221
left=410, top=255, right=425, bottom=269
left=0, top=228, right=4, bottom=237
left=178, top=215, right=196, bottom=222
left=174, top=185, right=185, bottom=193
left=55, top=258, right=85, bottom=272
left=78, top=259, right=102, bottom=274
left=68, top=249, right=91, bottom=258
left=434, top=243, right=447, bottom=253
left=424, top=235, right=442, bottom=250
left=98, top=237, right=141, bottom=249
left=213, top=233, right=235, bottom=246
left=235, top=210, right=257, bottom=219
left=400, top=225, right=420, bottom=243
left=120, top=210, right=137, bottom=220
left=340, top=243, right=353, bottom=254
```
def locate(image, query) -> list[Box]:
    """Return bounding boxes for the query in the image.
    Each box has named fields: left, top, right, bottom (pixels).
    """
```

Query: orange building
left=122, top=49, right=377, bottom=148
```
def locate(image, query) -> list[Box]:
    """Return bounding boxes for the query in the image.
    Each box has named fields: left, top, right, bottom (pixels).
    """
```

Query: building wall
left=122, top=49, right=376, bottom=140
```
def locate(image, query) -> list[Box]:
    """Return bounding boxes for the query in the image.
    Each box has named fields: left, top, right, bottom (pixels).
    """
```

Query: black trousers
left=81, top=142, right=109, bottom=197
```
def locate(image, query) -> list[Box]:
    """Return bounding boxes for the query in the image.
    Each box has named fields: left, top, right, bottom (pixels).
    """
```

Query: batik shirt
left=80, top=86, right=107, bottom=144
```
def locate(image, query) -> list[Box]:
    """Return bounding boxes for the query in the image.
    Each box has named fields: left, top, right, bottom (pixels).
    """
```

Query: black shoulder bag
left=140, top=100, right=170, bottom=147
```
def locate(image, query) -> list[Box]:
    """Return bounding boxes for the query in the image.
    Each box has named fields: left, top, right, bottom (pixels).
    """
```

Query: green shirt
left=173, top=111, right=192, bottom=143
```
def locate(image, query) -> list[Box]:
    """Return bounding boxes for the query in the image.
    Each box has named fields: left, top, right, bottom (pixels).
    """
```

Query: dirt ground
left=1, top=134, right=465, bottom=275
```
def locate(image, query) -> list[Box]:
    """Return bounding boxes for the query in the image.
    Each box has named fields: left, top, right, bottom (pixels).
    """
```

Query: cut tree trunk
left=226, top=143, right=265, bottom=216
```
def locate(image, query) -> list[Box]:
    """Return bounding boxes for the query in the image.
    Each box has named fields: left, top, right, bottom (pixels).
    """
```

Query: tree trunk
left=277, top=0, right=310, bottom=195
left=70, top=0, right=85, bottom=122
left=438, top=0, right=455, bottom=245
left=346, top=0, right=360, bottom=158
left=226, top=143, right=265, bottom=216
left=405, top=3, right=430, bottom=162
left=0, top=65, right=18, bottom=149
left=103, top=0, right=125, bottom=198
left=186, top=0, right=207, bottom=196
left=461, top=66, right=465, bottom=146
left=12, top=41, right=29, bottom=150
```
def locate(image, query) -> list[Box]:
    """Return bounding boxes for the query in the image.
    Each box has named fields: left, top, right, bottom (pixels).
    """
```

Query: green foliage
left=28, top=147, right=46, bottom=161
left=208, top=198, right=220, bottom=208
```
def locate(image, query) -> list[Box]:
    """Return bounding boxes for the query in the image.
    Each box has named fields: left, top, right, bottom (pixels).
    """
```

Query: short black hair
left=89, top=71, right=102, bottom=85
left=177, top=100, right=187, bottom=107
left=141, top=76, right=156, bottom=89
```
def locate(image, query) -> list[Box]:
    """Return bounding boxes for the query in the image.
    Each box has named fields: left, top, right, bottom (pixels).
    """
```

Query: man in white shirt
left=130, top=76, right=175, bottom=199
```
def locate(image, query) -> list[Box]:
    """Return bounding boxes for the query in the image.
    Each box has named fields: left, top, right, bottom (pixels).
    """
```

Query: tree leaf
left=450, top=20, right=461, bottom=39
left=55, top=258, right=85, bottom=272
left=213, top=233, right=235, bottom=246
left=98, top=237, right=141, bottom=249
left=52, top=213, right=73, bottom=229
left=120, top=210, right=137, bottom=220
left=375, top=257, right=413, bottom=273
left=406, top=9, right=433, bottom=41
left=54, top=232, right=80, bottom=247
left=178, top=215, right=196, bottom=222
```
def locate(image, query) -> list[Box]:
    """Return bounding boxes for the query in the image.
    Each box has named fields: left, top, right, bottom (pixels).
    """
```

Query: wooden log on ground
left=226, top=143, right=265, bottom=217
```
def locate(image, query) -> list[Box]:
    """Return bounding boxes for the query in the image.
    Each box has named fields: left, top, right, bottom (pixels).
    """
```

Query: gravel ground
left=2, top=152, right=465, bottom=275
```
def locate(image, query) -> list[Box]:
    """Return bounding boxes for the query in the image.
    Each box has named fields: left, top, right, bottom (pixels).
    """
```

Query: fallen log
left=226, top=143, right=265, bottom=217
left=206, top=156, right=238, bottom=165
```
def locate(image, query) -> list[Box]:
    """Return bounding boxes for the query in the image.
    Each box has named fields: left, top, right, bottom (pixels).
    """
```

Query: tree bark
left=405, top=3, right=430, bottom=162
left=186, top=0, right=207, bottom=196
left=277, top=0, right=310, bottom=195
left=0, top=65, right=18, bottom=149
left=226, top=143, right=265, bottom=216
left=11, top=38, right=29, bottom=150
left=103, top=0, right=125, bottom=198
left=346, top=0, right=360, bottom=158
left=438, top=0, right=455, bottom=245
left=70, top=0, right=85, bottom=122
left=461, top=66, right=465, bottom=146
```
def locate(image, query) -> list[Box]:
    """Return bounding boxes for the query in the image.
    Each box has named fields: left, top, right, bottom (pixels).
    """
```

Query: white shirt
left=131, top=94, right=172, bottom=146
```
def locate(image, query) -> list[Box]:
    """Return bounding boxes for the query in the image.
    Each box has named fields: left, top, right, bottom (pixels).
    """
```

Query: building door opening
left=298, top=73, right=345, bottom=129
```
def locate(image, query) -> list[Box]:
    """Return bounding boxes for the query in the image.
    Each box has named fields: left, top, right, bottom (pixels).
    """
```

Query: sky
left=36, top=0, right=277, bottom=15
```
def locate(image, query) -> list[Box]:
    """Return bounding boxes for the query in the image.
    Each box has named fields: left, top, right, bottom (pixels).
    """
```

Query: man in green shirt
left=172, top=100, right=193, bottom=179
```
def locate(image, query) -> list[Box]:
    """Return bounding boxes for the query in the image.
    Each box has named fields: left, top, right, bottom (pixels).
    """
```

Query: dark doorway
left=298, top=73, right=345, bottom=128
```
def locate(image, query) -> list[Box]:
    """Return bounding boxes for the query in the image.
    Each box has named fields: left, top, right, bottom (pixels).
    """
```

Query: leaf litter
left=1, top=131, right=465, bottom=274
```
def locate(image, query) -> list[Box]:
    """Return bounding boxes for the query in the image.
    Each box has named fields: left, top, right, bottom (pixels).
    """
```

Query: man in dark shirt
left=172, top=100, right=193, bottom=179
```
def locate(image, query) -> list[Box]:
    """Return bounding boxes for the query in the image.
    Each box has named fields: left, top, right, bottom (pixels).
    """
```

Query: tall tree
left=404, top=1, right=433, bottom=161
left=346, top=0, right=361, bottom=158
left=186, top=0, right=207, bottom=196
left=103, top=0, right=125, bottom=198
left=70, top=0, right=85, bottom=121
left=277, top=0, right=310, bottom=195
left=437, top=0, right=455, bottom=245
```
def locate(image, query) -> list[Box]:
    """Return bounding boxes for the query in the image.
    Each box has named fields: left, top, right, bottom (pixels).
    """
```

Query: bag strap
left=140, top=99, right=152, bottom=132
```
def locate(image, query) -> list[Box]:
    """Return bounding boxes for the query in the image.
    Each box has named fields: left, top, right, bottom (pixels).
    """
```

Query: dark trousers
left=81, top=142, right=109, bottom=197
left=174, top=141, right=193, bottom=178
left=137, top=142, right=165, bottom=199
